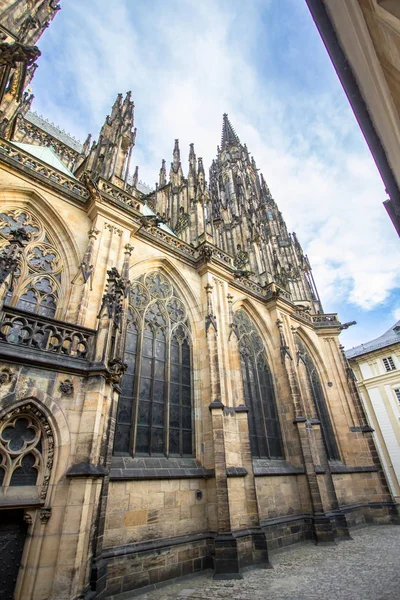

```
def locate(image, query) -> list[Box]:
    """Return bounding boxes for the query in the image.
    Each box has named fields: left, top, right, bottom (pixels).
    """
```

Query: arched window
left=0, top=405, right=54, bottom=499
left=0, top=209, right=62, bottom=318
left=234, top=310, right=284, bottom=459
left=114, top=271, right=193, bottom=457
left=296, top=339, right=340, bottom=461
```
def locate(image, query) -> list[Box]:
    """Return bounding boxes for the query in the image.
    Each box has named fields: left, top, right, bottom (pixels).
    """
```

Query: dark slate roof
left=25, top=111, right=84, bottom=153
left=345, top=319, right=400, bottom=359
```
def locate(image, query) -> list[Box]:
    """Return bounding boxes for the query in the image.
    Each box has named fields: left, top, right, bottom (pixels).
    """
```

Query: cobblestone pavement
left=120, top=525, right=400, bottom=600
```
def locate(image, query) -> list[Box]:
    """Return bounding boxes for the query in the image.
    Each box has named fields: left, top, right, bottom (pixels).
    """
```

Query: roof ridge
left=27, top=110, right=83, bottom=145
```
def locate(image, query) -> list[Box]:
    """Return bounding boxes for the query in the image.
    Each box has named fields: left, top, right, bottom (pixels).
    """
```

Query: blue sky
left=29, top=0, right=400, bottom=349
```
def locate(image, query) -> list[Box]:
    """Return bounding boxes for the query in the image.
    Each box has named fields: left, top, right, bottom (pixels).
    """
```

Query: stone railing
left=141, top=223, right=197, bottom=257
left=311, top=313, right=340, bottom=327
left=264, top=281, right=291, bottom=302
left=235, top=277, right=264, bottom=296
left=0, top=138, right=89, bottom=200
left=97, top=177, right=143, bottom=211
left=293, top=308, right=313, bottom=323
left=0, top=307, right=96, bottom=359
left=293, top=309, right=340, bottom=327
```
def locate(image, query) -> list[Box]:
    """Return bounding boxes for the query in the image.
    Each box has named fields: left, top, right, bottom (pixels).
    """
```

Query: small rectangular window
left=394, top=389, right=400, bottom=404
left=383, top=356, right=396, bottom=372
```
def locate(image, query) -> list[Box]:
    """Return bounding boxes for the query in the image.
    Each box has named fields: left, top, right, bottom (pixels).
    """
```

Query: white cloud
left=33, top=0, right=400, bottom=340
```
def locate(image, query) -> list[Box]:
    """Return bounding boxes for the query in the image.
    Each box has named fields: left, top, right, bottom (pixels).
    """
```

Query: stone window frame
left=233, top=309, right=284, bottom=460
left=296, top=337, right=340, bottom=461
left=0, top=404, right=54, bottom=500
left=114, top=270, right=194, bottom=458
left=0, top=208, right=63, bottom=319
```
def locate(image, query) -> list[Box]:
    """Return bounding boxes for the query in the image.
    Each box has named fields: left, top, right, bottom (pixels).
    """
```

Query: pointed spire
left=82, top=133, right=92, bottom=156
left=188, top=143, right=196, bottom=178
left=159, top=159, right=166, bottom=187
left=197, top=157, right=205, bottom=176
left=221, top=113, right=240, bottom=148
left=172, top=139, right=180, bottom=173
left=132, top=166, right=139, bottom=187
left=111, top=93, right=123, bottom=118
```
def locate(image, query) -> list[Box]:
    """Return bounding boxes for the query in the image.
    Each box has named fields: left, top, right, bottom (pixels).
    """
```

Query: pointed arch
left=231, top=297, right=276, bottom=364
left=295, top=330, right=340, bottom=461
left=114, top=267, right=194, bottom=457
left=128, top=256, right=202, bottom=331
left=233, top=306, right=284, bottom=459
left=0, top=188, right=82, bottom=319
left=0, top=388, right=70, bottom=492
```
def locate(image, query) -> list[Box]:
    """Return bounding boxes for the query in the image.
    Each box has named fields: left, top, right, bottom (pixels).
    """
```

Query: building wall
left=350, top=344, right=400, bottom=501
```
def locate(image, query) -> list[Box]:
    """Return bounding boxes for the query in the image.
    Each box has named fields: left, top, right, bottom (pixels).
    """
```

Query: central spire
left=221, top=113, right=240, bottom=148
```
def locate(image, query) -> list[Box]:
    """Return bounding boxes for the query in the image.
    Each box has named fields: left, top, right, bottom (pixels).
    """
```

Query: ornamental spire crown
left=221, top=113, right=240, bottom=148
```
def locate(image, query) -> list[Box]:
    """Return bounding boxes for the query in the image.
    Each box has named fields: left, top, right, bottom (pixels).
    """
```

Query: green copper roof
left=11, top=142, right=77, bottom=179
left=142, top=202, right=176, bottom=237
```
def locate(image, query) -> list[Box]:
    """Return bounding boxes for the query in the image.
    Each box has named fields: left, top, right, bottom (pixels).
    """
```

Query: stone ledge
left=110, top=456, right=214, bottom=480
left=329, top=463, right=378, bottom=474
left=226, top=467, right=248, bottom=477
left=102, top=531, right=215, bottom=559
left=67, top=463, right=108, bottom=478
left=253, top=458, right=305, bottom=476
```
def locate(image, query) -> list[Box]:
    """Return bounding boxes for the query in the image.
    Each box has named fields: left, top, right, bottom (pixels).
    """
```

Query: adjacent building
left=0, top=2, right=398, bottom=599
left=346, top=320, right=400, bottom=502
left=306, top=0, right=400, bottom=236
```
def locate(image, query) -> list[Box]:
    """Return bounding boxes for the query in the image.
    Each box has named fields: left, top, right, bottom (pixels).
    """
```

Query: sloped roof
left=345, top=319, right=400, bottom=359
left=142, top=203, right=176, bottom=237
left=25, top=111, right=83, bottom=154
left=11, top=142, right=77, bottom=179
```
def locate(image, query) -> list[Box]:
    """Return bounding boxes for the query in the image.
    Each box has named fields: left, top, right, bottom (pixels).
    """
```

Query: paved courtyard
left=114, top=525, right=400, bottom=600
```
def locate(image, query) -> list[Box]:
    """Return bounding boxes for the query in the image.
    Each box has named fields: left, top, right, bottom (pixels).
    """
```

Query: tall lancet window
left=234, top=310, right=284, bottom=459
left=114, top=271, right=193, bottom=457
left=296, top=339, right=340, bottom=461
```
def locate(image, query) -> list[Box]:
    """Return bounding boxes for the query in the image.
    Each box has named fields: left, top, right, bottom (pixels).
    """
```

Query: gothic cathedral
left=0, top=3, right=397, bottom=599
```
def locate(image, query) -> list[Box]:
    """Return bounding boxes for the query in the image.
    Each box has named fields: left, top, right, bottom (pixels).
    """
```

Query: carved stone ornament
left=39, top=507, right=51, bottom=524
left=107, top=357, right=128, bottom=384
left=59, top=379, right=74, bottom=395
left=98, top=268, right=125, bottom=328
left=0, top=41, right=41, bottom=68
left=0, top=367, right=13, bottom=386
left=199, top=244, right=213, bottom=262
left=0, top=227, right=31, bottom=285
left=23, top=511, right=33, bottom=525
left=233, top=268, right=253, bottom=279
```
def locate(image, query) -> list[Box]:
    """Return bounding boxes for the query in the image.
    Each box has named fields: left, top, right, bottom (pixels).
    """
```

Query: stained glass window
left=114, top=272, right=193, bottom=457
left=234, top=310, right=284, bottom=459
left=296, top=339, right=340, bottom=461
left=0, top=209, right=62, bottom=318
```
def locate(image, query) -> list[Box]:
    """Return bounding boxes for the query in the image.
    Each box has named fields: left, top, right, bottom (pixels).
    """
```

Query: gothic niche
left=234, top=310, right=284, bottom=459
left=114, top=271, right=193, bottom=457
left=0, top=405, right=54, bottom=500
left=0, top=208, right=63, bottom=318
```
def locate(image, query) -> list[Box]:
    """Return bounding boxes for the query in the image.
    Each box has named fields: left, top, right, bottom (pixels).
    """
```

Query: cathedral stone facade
left=0, top=3, right=398, bottom=599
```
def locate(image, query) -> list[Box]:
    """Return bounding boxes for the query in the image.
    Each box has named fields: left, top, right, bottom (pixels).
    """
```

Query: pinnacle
left=221, top=113, right=240, bottom=148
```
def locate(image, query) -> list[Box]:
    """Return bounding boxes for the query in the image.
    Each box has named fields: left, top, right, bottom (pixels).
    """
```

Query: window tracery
left=114, top=271, right=193, bottom=457
left=0, top=209, right=63, bottom=318
left=0, top=405, right=54, bottom=498
left=296, top=338, right=340, bottom=461
left=234, top=310, right=284, bottom=459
